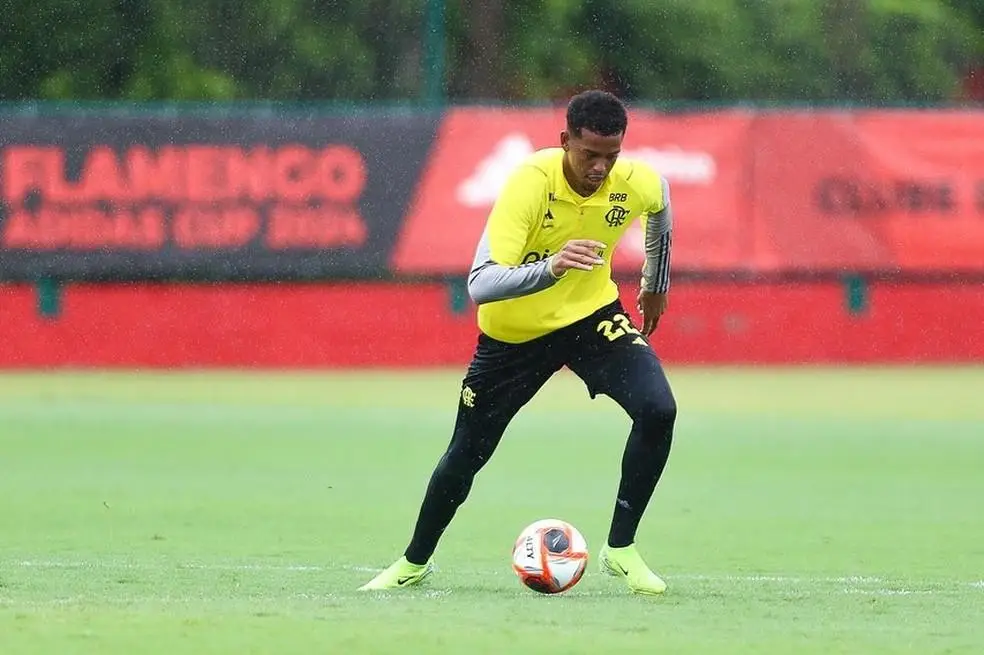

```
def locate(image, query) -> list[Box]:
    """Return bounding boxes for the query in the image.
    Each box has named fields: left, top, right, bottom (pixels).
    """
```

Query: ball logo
left=524, top=535, right=536, bottom=559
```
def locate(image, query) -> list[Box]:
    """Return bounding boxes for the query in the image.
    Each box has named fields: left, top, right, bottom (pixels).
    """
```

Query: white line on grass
left=14, top=560, right=324, bottom=572
left=9, top=560, right=984, bottom=596
left=841, top=588, right=938, bottom=596
left=670, top=573, right=886, bottom=584
left=8, top=560, right=982, bottom=596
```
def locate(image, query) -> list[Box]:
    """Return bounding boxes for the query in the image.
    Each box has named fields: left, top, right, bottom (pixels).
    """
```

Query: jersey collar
left=551, top=161, right=614, bottom=207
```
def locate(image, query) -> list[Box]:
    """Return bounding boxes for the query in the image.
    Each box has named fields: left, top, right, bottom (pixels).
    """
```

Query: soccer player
left=360, top=90, right=676, bottom=595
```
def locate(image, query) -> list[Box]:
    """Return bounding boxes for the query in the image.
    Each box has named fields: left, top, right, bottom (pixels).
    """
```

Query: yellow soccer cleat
left=598, top=544, right=668, bottom=595
left=358, top=556, right=435, bottom=591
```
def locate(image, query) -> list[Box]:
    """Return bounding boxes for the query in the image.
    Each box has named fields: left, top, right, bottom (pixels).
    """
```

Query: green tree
left=0, top=0, right=980, bottom=104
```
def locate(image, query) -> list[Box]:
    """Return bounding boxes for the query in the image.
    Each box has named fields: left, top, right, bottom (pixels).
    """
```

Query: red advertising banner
left=3, top=107, right=982, bottom=280
left=750, top=111, right=984, bottom=272
left=0, top=112, right=439, bottom=281
left=393, top=107, right=984, bottom=276
left=391, top=107, right=755, bottom=274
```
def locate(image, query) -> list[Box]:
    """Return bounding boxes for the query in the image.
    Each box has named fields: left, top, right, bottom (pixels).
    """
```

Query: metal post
left=844, top=273, right=868, bottom=316
left=423, top=0, right=446, bottom=106
left=36, top=278, right=62, bottom=319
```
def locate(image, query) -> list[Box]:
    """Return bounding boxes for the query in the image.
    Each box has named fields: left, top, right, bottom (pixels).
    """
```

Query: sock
left=607, top=417, right=674, bottom=548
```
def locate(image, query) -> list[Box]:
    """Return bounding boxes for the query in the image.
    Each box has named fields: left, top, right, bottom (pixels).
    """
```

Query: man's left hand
left=637, top=290, right=668, bottom=336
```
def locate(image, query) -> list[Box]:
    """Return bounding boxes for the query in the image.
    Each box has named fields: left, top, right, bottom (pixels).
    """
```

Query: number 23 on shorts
left=596, top=313, right=648, bottom=346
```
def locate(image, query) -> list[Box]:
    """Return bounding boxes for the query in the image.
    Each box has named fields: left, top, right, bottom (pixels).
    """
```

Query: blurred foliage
left=0, top=0, right=981, bottom=104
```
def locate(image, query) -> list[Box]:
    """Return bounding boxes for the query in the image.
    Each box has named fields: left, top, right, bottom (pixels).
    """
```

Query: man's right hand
left=548, top=239, right=607, bottom=277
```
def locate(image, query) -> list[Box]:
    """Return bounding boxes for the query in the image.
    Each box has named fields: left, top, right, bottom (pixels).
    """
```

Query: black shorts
left=458, top=300, right=672, bottom=424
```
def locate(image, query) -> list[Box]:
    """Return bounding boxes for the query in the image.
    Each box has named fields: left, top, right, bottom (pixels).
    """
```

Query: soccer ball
left=511, top=518, right=589, bottom=594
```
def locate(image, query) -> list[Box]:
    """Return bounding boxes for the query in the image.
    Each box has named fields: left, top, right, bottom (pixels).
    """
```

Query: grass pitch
left=1, top=367, right=982, bottom=654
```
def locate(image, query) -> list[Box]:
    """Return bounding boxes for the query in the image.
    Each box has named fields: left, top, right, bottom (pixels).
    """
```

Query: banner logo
left=1, top=145, right=368, bottom=251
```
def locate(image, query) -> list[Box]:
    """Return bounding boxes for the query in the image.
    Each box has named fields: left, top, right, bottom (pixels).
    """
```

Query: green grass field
left=1, top=367, right=982, bottom=654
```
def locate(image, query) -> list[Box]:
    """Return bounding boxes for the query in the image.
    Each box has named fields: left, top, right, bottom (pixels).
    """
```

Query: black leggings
left=404, top=300, right=677, bottom=563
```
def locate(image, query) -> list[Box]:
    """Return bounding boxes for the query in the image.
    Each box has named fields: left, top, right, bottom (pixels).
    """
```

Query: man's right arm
left=466, top=165, right=556, bottom=305
left=467, top=231, right=559, bottom=305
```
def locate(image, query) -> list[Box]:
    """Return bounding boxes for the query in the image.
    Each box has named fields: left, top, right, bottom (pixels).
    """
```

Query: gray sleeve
left=467, top=228, right=559, bottom=305
left=641, top=176, right=673, bottom=293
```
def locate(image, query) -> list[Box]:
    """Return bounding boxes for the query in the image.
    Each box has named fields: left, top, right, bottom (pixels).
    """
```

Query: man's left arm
left=638, top=175, right=673, bottom=335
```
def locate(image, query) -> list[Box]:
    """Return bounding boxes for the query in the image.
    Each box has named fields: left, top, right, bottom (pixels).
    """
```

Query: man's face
left=561, top=127, right=624, bottom=195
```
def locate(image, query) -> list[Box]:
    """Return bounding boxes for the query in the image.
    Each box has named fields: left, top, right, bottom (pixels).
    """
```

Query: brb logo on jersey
left=605, top=205, right=630, bottom=227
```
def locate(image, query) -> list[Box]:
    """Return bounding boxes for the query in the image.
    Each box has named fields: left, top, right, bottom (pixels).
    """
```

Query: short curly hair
left=566, top=90, right=628, bottom=137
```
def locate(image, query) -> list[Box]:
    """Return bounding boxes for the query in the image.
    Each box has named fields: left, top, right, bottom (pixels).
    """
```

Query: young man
left=360, top=90, right=676, bottom=595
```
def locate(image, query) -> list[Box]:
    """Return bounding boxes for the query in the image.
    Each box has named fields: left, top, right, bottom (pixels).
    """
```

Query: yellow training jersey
left=473, top=147, right=666, bottom=343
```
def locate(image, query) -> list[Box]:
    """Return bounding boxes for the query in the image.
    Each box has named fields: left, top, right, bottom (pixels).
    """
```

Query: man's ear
left=560, top=130, right=570, bottom=151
